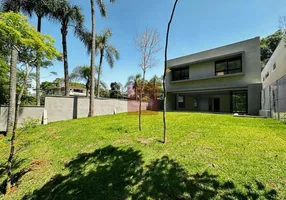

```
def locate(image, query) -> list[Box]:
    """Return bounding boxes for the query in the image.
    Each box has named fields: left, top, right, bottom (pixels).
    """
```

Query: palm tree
left=70, top=65, right=103, bottom=97
left=89, top=0, right=96, bottom=116
left=87, top=0, right=116, bottom=116
left=149, top=75, right=162, bottom=99
left=96, top=29, right=119, bottom=97
left=21, top=0, right=55, bottom=105
left=49, top=0, right=84, bottom=96
left=70, top=65, right=90, bottom=97
left=125, top=74, right=142, bottom=100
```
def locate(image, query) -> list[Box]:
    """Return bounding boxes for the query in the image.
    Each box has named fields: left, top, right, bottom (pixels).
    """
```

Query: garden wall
left=45, top=97, right=148, bottom=123
left=0, top=97, right=149, bottom=131
left=0, top=106, right=45, bottom=132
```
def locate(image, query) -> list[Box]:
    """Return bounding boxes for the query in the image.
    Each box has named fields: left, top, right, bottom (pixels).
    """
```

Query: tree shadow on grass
left=22, top=145, right=278, bottom=200
left=0, top=158, right=30, bottom=195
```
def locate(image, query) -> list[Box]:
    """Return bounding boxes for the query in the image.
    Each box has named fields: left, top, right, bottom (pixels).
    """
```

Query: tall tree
left=49, top=0, right=84, bottom=96
left=125, top=74, right=142, bottom=100
left=89, top=0, right=96, bottom=116
left=163, top=0, right=179, bottom=144
left=0, top=11, right=60, bottom=193
left=1, top=0, right=21, bottom=136
left=96, top=29, right=119, bottom=97
left=135, top=28, right=161, bottom=131
left=21, top=0, right=55, bottom=105
left=85, top=0, right=116, bottom=116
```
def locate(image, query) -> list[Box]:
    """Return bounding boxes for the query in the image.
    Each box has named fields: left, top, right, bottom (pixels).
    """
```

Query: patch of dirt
left=115, top=138, right=129, bottom=144
left=30, top=159, right=48, bottom=170
left=137, top=137, right=156, bottom=145
left=9, top=185, right=18, bottom=193
left=188, top=132, right=201, bottom=138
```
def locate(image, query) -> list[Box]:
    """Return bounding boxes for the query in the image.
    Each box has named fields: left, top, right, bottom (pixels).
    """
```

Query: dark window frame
left=172, top=67, right=189, bottom=81
left=178, top=95, right=185, bottom=109
left=194, top=98, right=198, bottom=108
left=215, top=56, right=242, bottom=76
left=273, top=63, right=276, bottom=71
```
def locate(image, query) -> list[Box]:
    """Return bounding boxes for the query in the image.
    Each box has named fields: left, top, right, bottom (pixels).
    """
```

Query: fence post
left=277, top=80, right=280, bottom=120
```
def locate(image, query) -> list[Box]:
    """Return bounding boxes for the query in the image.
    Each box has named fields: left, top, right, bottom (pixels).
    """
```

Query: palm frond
left=95, top=0, right=106, bottom=17
left=1, top=0, right=21, bottom=12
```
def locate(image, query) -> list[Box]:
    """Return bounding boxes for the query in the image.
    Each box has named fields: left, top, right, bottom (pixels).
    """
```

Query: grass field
left=0, top=112, right=285, bottom=199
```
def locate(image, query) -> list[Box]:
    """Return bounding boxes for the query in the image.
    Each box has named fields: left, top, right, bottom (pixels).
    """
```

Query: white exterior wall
left=261, top=38, right=286, bottom=88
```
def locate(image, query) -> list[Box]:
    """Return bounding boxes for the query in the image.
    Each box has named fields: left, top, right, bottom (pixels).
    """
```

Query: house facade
left=260, top=37, right=286, bottom=120
left=166, top=37, right=262, bottom=115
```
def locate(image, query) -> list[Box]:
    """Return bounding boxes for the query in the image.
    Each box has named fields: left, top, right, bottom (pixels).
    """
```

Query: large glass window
left=215, top=56, right=242, bottom=76
left=232, top=90, right=247, bottom=113
left=172, top=67, right=189, bottom=81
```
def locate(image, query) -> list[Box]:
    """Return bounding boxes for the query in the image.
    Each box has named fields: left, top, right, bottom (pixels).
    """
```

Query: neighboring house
left=47, top=80, right=87, bottom=96
left=260, top=37, right=286, bottom=120
left=166, top=37, right=262, bottom=115
left=69, top=86, right=87, bottom=96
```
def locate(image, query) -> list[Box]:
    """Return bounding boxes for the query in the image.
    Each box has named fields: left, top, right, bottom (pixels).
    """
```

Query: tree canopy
left=260, top=30, right=283, bottom=66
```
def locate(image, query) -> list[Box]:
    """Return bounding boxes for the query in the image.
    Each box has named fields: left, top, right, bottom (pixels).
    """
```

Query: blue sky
left=28, top=0, right=286, bottom=87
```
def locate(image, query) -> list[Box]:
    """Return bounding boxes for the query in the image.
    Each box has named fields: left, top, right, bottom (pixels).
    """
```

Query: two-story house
left=166, top=37, right=262, bottom=115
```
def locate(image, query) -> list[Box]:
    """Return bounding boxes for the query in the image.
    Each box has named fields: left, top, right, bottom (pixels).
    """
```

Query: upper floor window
left=172, top=67, right=189, bottom=81
left=215, top=56, right=242, bottom=76
left=265, top=72, right=269, bottom=80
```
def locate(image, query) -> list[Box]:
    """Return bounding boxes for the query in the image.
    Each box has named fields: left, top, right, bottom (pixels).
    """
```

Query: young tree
left=49, top=0, right=84, bottom=96
left=135, top=28, right=161, bottom=131
left=163, top=0, right=179, bottom=144
left=0, top=12, right=60, bottom=193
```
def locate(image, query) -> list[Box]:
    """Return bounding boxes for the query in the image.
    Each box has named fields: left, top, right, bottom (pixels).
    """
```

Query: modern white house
left=166, top=37, right=262, bottom=115
left=260, top=37, right=286, bottom=120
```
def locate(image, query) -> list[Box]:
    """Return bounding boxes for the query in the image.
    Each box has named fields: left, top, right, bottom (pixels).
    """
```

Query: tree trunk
left=163, top=0, right=178, bottom=144
left=134, top=83, right=137, bottom=101
left=86, top=78, right=90, bottom=97
left=6, top=48, right=17, bottom=135
left=6, top=47, right=18, bottom=193
left=36, top=16, right=42, bottom=106
left=89, top=0, right=96, bottom=117
left=138, top=70, right=145, bottom=131
left=61, top=25, right=69, bottom=96
left=96, top=51, right=103, bottom=98
left=14, top=63, right=30, bottom=130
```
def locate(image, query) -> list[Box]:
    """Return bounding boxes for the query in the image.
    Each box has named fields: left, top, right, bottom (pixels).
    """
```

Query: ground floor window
left=178, top=95, right=185, bottom=108
left=231, top=90, right=247, bottom=113
left=194, top=98, right=198, bottom=108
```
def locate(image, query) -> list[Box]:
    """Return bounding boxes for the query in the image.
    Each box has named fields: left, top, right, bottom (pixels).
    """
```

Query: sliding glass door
left=231, top=91, right=247, bottom=113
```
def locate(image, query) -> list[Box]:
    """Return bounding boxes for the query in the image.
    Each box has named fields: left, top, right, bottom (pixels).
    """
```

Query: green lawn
left=0, top=112, right=285, bottom=199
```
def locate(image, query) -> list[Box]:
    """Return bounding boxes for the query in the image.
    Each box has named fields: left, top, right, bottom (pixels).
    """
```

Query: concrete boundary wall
left=0, top=97, right=149, bottom=131
left=45, top=97, right=148, bottom=123
left=0, top=106, right=45, bottom=132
